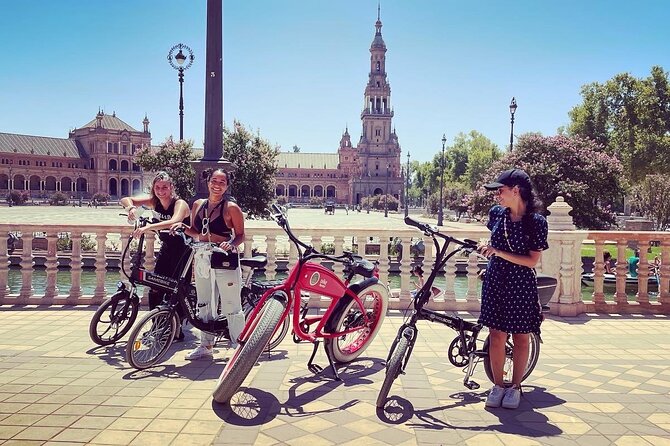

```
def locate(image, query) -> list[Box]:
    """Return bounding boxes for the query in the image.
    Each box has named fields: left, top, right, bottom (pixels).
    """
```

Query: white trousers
left=192, top=247, right=245, bottom=348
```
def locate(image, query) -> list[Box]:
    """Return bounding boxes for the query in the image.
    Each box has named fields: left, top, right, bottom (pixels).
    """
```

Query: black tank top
left=192, top=199, right=232, bottom=237
left=153, top=198, right=190, bottom=226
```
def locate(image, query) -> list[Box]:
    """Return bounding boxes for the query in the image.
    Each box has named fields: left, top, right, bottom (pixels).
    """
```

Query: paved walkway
left=1, top=308, right=669, bottom=445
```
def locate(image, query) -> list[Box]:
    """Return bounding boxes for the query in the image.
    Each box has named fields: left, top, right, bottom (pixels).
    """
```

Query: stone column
left=545, top=196, right=588, bottom=316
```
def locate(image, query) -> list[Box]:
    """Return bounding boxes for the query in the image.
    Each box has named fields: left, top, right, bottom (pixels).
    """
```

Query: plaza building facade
left=0, top=111, right=153, bottom=201
left=274, top=12, right=403, bottom=206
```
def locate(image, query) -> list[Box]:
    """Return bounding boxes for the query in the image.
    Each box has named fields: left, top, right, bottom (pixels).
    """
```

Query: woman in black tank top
left=119, top=171, right=191, bottom=334
left=171, top=168, right=246, bottom=360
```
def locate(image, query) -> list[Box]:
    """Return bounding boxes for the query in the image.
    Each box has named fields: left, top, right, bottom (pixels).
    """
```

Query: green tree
left=49, top=192, right=68, bottom=206
left=630, top=174, right=670, bottom=230
left=568, top=66, right=670, bottom=182
left=467, top=134, right=627, bottom=229
left=223, top=121, right=279, bottom=218
left=135, top=138, right=197, bottom=201
left=292, top=145, right=300, bottom=153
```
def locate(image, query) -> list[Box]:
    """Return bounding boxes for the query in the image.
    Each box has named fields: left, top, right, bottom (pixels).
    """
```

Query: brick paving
left=1, top=307, right=669, bottom=445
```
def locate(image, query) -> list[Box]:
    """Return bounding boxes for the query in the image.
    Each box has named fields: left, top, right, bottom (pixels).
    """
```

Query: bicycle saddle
left=240, top=255, right=268, bottom=269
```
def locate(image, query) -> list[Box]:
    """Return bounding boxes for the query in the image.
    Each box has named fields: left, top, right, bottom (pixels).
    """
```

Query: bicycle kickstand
left=323, top=342, right=341, bottom=381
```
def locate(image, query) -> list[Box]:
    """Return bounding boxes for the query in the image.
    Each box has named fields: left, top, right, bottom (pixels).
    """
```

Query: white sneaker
left=184, top=345, right=213, bottom=360
left=485, top=385, right=506, bottom=408
left=502, top=386, right=521, bottom=409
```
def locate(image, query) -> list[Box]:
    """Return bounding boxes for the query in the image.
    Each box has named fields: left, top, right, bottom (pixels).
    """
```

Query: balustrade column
left=465, top=252, right=480, bottom=303
left=592, top=240, right=606, bottom=304
left=332, top=235, right=345, bottom=277
left=93, top=232, right=107, bottom=303
left=422, top=236, right=434, bottom=279
left=443, top=247, right=457, bottom=302
left=144, top=232, right=156, bottom=272
left=243, top=234, right=253, bottom=258
left=614, top=241, right=628, bottom=304
left=43, top=233, right=59, bottom=303
left=18, top=230, right=34, bottom=303
left=378, top=236, right=390, bottom=287
left=265, top=235, right=278, bottom=279
left=0, top=236, right=10, bottom=300
left=399, top=236, right=412, bottom=300
left=68, top=231, right=83, bottom=302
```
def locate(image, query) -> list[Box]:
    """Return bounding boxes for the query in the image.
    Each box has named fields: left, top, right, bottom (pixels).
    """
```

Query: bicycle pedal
left=308, top=364, right=323, bottom=374
left=465, top=380, right=480, bottom=390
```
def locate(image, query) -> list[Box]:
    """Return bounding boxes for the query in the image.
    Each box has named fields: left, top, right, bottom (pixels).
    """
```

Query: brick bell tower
left=348, top=4, right=402, bottom=206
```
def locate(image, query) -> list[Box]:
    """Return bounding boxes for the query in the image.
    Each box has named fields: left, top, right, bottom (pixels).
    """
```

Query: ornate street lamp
left=366, top=172, right=370, bottom=214
left=167, top=43, right=195, bottom=141
left=437, top=134, right=446, bottom=226
left=509, top=97, right=517, bottom=151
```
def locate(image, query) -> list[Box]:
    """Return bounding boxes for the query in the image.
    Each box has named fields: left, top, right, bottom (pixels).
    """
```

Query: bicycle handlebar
left=404, top=216, right=478, bottom=251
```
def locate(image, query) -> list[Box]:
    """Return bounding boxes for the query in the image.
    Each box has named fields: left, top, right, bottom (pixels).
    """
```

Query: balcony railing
left=1, top=197, right=669, bottom=314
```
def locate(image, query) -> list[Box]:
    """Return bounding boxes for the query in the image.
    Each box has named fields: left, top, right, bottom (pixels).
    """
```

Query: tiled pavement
left=1, top=307, right=669, bottom=446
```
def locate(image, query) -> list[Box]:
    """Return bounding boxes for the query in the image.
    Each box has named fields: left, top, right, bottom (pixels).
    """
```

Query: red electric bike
left=212, top=204, right=389, bottom=404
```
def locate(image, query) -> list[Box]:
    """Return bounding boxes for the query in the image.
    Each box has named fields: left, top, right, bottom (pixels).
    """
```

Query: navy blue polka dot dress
left=479, top=205, right=549, bottom=335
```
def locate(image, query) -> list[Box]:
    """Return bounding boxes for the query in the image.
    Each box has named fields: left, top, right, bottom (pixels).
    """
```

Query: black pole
left=405, top=152, right=410, bottom=218
left=178, top=68, right=184, bottom=141
left=204, top=0, right=223, bottom=161
left=509, top=97, right=517, bottom=152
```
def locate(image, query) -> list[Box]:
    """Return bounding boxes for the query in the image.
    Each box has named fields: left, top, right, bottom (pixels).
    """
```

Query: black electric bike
left=376, top=216, right=546, bottom=408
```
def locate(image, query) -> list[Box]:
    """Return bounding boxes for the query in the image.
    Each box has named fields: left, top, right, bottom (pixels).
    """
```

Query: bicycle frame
left=238, top=207, right=377, bottom=345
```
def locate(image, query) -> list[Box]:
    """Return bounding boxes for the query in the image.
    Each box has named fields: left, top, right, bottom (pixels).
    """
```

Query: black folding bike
left=376, top=216, right=543, bottom=408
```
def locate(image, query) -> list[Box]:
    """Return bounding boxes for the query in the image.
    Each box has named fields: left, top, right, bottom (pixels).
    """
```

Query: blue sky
left=2, top=0, right=669, bottom=162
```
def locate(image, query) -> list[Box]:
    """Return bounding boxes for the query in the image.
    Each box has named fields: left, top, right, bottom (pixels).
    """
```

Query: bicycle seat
left=240, top=256, right=268, bottom=269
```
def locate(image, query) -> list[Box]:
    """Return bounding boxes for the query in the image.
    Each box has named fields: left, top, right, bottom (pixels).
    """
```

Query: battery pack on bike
left=132, top=269, right=178, bottom=293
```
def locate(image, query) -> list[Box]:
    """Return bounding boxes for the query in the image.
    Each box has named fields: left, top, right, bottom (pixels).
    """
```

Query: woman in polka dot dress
left=478, top=169, right=549, bottom=409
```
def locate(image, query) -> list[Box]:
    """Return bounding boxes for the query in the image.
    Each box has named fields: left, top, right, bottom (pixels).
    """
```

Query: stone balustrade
left=1, top=197, right=669, bottom=315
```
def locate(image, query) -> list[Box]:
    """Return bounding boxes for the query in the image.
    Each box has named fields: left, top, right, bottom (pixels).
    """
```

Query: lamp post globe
left=167, top=43, right=195, bottom=141
left=437, top=134, right=446, bottom=226
left=509, top=97, right=517, bottom=151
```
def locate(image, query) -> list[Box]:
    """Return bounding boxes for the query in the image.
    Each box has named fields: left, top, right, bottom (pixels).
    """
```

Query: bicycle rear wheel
left=212, top=292, right=287, bottom=404
left=376, top=329, right=411, bottom=408
left=89, top=291, right=139, bottom=346
left=325, top=282, right=388, bottom=363
left=125, top=308, right=177, bottom=369
left=482, top=332, right=541, bottom=385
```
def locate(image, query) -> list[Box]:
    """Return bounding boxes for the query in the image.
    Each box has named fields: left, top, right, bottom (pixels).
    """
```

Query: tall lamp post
left=366, top=172, right=370, bottom=214
left=509, top=97, right=517, bottom=151
left=437, top=134, right=446, bottom=226
left=167, top=43, right=195, bottom=141
left=404, top=151, right=410, bottom=218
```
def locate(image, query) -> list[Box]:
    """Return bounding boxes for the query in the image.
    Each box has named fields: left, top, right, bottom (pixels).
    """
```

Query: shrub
left=49, top=192, right=69, bottom=206
left=92, top=192, right=111, bottom=205
left=7, top=191, right=28, bottom=206
left=320, top=242, right=335, bottom=254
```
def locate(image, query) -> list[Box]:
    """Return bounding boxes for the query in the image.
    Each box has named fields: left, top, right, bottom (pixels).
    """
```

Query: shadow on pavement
left=377, top=386, right=565, bottom=438
left=211, top=357, right=383, bottom=426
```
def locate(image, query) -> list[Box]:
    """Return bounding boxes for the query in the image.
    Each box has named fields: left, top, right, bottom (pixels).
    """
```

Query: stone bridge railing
left=1, top=198, right=669, bottom=315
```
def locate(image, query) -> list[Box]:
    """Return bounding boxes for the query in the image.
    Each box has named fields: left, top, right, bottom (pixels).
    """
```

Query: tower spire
left=377, top=1, right=380, bottom=21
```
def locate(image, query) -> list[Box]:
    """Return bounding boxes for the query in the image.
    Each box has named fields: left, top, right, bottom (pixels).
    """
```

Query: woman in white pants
left=171, top=168, right=246, bottom=360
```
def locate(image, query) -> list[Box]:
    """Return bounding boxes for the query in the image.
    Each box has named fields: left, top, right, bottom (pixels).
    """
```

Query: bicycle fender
left=347, top=277, right=379, bottom=294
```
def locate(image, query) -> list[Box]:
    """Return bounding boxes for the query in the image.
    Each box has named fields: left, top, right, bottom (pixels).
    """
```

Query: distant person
left=628, top=249, right=640, bottom=278
left=410, top=265, right=425, bottom=297
left=603, top=252, right=614, bottom=275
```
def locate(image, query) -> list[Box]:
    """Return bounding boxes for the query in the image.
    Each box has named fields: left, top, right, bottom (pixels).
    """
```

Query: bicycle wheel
left=89, top=291, right=139, bottom=346
left=243, top=302, right=290, bottom=351
left=376, top=331, right=411, bottom=408
left=325, top=282, right=388, bottom=363
left=212, top=292, right=287, bottom=404
left=482, top=332, right=541, bottom=385
left=125, top=308, right=177, bottom=369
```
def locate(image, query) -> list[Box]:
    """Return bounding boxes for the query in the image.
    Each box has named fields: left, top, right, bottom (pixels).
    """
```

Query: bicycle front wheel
left=89, top=291, right=139, bottom=346
left=243, top=301, right=290, bottom=351
left=376, top=330, right=411, bottom=408
left=325, top=282, right=389, bottom=363
left=212, top=292, right=287, bottom=404
left=482, top=332, right=541, bottom=385
left=125, top=308, right=177, bottom=369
